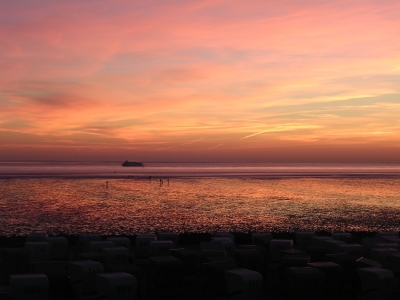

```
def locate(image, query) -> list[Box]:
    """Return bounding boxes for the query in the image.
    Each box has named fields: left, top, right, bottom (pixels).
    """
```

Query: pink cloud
left=1, top=0, right=400, bottom=161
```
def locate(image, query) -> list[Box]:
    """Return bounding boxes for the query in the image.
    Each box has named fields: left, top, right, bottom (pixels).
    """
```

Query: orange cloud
left=1, top=0, right=400, bottom=162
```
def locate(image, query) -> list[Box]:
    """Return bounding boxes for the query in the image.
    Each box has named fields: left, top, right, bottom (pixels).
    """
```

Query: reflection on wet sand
left=1, top=177, right=400, bottom=236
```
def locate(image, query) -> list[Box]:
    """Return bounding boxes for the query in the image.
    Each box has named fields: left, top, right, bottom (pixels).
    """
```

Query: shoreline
left=2, top=161, right=400, bottom=180
left=2, top=173, right=400, bottom=180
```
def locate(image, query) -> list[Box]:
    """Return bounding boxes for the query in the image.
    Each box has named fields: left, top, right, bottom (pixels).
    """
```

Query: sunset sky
left=1, top=0, right=400, bottom=163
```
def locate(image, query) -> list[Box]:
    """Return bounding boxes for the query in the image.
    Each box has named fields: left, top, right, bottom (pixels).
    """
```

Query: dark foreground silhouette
left=0, top=230, right=399, bottom=299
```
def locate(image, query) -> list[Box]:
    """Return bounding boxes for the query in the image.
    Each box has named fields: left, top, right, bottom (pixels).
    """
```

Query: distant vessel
left=122, top=160, right=144, bottom=167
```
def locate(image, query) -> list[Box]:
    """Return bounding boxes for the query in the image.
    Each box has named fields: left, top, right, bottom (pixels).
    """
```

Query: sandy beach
left=1, top=164, right=400, bottom=298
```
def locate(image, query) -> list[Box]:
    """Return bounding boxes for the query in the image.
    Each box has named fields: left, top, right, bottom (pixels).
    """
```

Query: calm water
left=1, top=162, right=400, bottom=236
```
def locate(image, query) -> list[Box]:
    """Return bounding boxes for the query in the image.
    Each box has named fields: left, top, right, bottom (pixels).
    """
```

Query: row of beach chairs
left=1, top=231, right=400, bottom=299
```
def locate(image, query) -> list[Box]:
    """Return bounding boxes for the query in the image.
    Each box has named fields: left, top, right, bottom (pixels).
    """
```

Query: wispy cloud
left=204, top=143, right=224, bottom=150
left=1, top=0, right=400, bottom=161
left=240, top=125, right=323, bottom=140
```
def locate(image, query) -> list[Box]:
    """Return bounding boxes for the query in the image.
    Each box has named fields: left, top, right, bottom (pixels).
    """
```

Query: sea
left=1, top=162, right=400, bottom=237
